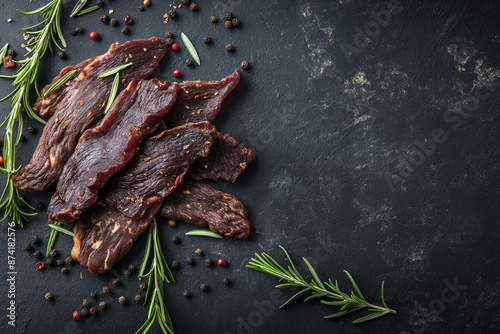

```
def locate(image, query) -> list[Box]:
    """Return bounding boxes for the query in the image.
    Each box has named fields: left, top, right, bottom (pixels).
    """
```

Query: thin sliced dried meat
left=189, top=132, right=255, bottom=182
left=160, top=178, right=251, bottom=239
left=48, top=79, right=179, bottom=224
left=165, top=69, right=240, bottom=127
left=72, top=202, right=161, bottom=275
left=101, top=121, right=216, bottom=220
left=13, top=37, right=167, bottom=192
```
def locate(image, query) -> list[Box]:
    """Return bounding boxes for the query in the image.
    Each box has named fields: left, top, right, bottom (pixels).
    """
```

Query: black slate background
left=0, top=0, right=499, bottom=333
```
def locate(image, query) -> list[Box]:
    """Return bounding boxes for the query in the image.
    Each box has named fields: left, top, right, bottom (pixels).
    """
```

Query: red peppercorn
left=100, top=14, right=109, bottom=23
left=173, top=69, right=181, bottom=77
left=123, top=15, right=133, bottom=24
left=73, top=311, right=81, bottom=320
left=171, top=43, right=179, bottom=51
left=218, top=258, right=227, bottom=266
left=0, top=157, right=3, bottom=165
left=35, top=262, right=44, bottom=270
left=89, top=32, right=99, bottom=40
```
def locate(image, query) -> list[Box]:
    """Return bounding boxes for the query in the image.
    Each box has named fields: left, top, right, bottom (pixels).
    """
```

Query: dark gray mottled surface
left=0, top=0, right=499, bottom=333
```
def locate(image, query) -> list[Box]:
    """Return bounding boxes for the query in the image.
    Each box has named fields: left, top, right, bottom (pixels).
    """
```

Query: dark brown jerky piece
left=13, top=38, right=167, bottom=192
left=160, top=178, right=251, bottom=239
left=189, top=132, right=255, bottom=182
left=165, top=69, right=240, bottom=127
left=33, top=56, right=97, bottom=117
left=101, top=122, right=216, bottom=220
left=72, top=202, right=161, bottom=275
left=48, top=79, right=179, bottom=224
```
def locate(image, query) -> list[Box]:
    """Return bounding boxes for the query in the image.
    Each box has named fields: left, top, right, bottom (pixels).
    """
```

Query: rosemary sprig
left=46, top=221, right=62, bottom=256
left=247, top=246, right=397, bottom=323
left=137, top=219, right=175, bottom=334
left=104, top=73, right=119, bottom=113
left=0, top=44, right=9, bottom=66
left=185, top=229, right=222, bottom=239
left=48, top=223, right=74, bottom=237
left=0, top=0, right=66, bottom=225
left=43, top=69, right=76, bottom=96
left=180, top=33, right=200, bottom=65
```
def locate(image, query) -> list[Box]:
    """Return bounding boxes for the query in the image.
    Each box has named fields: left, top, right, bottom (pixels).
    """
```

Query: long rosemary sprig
left=137, top=219, right=175, bottom=334
left=247, top=246, right=397, bottom=323
left=0, top=0, right=66, bottom=226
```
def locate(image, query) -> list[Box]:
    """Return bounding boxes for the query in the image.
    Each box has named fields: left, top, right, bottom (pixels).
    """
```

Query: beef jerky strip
left=33, top=56, right=97, bottom=117
left=72, top=202, right=161, bottom=275
left=160, top=178, right=250, bottom=239
left=48, top=79, right=179, bottom=224
left=13, top=37, right=167, bottom=192
left=165, top=69, right=240, bottom=128
left=101, top=121, right=216, bottom=220
left=189, top=132, right=255, bottom=182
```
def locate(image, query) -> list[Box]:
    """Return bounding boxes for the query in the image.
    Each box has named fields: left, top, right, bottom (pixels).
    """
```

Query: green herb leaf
left=185, top=229, right=223, bottom=239
left=104, top=73, right=120, bottom=114
left=46, top=221, right=61, bottom=256
left=43, top=69, right=76, bottom=96
left=98, top=62, right=133, bottom=78
left=0, top=44, right=9, bottom=66
left=48, top=223, right=74, bottom=237
left=70, top=0, right=88, bottom=17
left=74, top=5, right=101, bottom=17
left=181, top=33, right=200, bottom=65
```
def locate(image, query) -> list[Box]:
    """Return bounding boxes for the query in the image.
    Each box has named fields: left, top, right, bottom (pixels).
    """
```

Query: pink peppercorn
left=89, top=32, right=99, bottom=40
left=171, top=43, right=179, bottom=51
left=218, top=258, right=227, bottom=266
left=173, top=69, right=181, bottom=77
left=73, top=311, right=81, bottom=320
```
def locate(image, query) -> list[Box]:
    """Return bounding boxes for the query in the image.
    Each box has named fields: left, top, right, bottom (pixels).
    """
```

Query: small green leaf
left=279, top=288, right=310, bottom=309
left=70, top=0, right=88, bottom=17
left=324, top=307, right=362, bottom=319
left=344, top=270, right=366, bottom=302
left=0, top=43, right=9, bottom=66
left=352, top=311, right=389, bottom=324
left=48, top=223, right=75, bottom=237
left=185, top=229, right=223, bottom=239
left=98, top=62, right=133, bottom=78
left=74, top=5, right=101, bottom=17
left=104, top=73, right=120, bottom=114
left=181, top=33, right=200, bottom=65
left=43, top=69, right=76, bottom=96
left=381, top=281, right=388, bottom=308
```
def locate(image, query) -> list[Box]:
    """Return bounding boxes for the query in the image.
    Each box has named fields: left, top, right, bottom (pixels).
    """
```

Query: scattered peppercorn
left=45, top=292, right=53, bottom=301
left=186, top=59, right=193, bottom=66
left=118, top=296, right=126, bottom=304
left=8, top=49, right=15, bottom=56
left=33, top=250, right=42, bottom=259
left=89, top=307, right=96, bottom=315
left=83, top=299, right=91, bottom=308
left=27, top=237, right=37, bottom=245
left=124, top=269, right=132, bottom=277
left=90, top=31, right=99, bottom=40
left=123, top=15, right=133, bottom=24
left=102, top=286, right=110, bottom=294
left=189, top=3, right=198, bottom=11
left=225, top=44, right=235, bottom=52
left=181, top=0, right=191, bottom=4
left=37, top=202, right=45, bottom=210
left=241, top=60, right=250, bottom=69
left=90, top=291, right=98, bottom=299
left=24, top=243, right=32, bottom=251
left=223, top=277, right=231, bottom=285
left=110, top=18, right=117, bottom=26
left=73, top=311, right=81, bottom=320
left=225, top=21, right=232, bottom=29
left=171, top=260, right=180, bottom=269
left=75, top=26, right=83, bottom=33
left=139, top=282, right=147, bottom=291
left=66, top=256, right=74, bottom=265
left=203, top=36, right=212, bottom=44
left=128, top=264, right=137, bottom=272
left=121, top=26, right=130, bottom=34
left=195, top=248, right=203, bottom=256
left=99, top=301, right=107, bottom=309
left=171, top=235, right=179, bottom=243
left=97, top=0, right=104, bottom=6
left=80, top=308, right=89, bottom=317
left=168, top=220, right=176, bottom=227
left=47, top=258, right=54, bottom=266
left=144, top=0, right=151, bottom=6
left=186, top=257, right=194, bottom=265
left=165, top=38, right=174, bottom=46
left=171, top=43, right=179, bottom=51
left=224, top=12, right=234, bottom=21
left=50, top=249, right=58, bottom=258
left=205, top=258, right=213, bottom=266
left=183, top=290, right=191, bottom=298
left=19, top=135, right=26, bottom=142
left=138, top=6, right=144, bottom=11
left=165, top=31, right=173, bottom=38
left=200, top=283, right=208, bottom=291
left=112, top=278, right=121, bottom=287
left=71, top=30, right=77, bottom=36
left=168, top=9, right=176, bottom=18
left=210, top=16, right=217, bottom=23
left=61, top=267, right=68, bottom=274
left=173, top=69, right=181, bottom=77
left=218, top=258, right=227, bottom=266
left=231, top=18, right=240, bottom=27
left=27, top=126, right=36, bottom=135
left=35, top=262, right=45, bottom=270
left=134, top=294, right=143, bottom=303
left=100, top=14, right=109, bottom=23
left=56, top=259, right=64, bottom=267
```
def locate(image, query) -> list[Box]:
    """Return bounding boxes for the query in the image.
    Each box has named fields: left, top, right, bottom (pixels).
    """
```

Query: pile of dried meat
left=15, top=37, right=254, bottom=275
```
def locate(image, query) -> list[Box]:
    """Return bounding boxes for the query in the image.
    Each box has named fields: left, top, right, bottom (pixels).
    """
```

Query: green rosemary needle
left=180, top=33, right=200, bottom=65
left=247, top=246, right=397, bottom=324
left=185, top=229, right=222, bottom=239
left=98, top=63, right=133, bottom=78
left=104, top=72, right=119, bottom=114
left=48, top=223, right=74, bottom=237
left=43, top=69, right=76, bottom=96
left=46, top=221, right=62, bottom=256
left=0, top=44, right=9, bottom=66
left=70, top=0, right=100, bottom=17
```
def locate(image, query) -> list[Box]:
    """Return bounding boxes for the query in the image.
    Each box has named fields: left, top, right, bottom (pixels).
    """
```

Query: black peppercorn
left=100, top=14, right=109, bottom=23
left=112, top=278, right=121, bottom=287
left=195, top=248, right=203, bottom=256
left=123, top=15, right=133, bottom=24
left=49, top=249, right=58, bottom=258
left=99, top=301, right=107, bottom=309
left=121, top=26, right=130, bottom=34
left=102, top=286, right=110, bottom=294
left=223, top=277, right=231, bottom=285
left=24, top=243, right=32, bottom=251
left=28, top=126, right=36, bottom=134
left=225, top=44, right=235, bottom=52
left=56, top=259, right=64, bottom=267
left=128, top=264, right=137, bottom=272
left=165, top=31, right=173, bottom=38
left=75, top=26, right=83, bottom=33
left=97, top=0, right=104, bottom=6
left=8, top=49, right=15, bottom=57
left=171, top=260, right=180, bottom=269
left=36, top=202, right=45, bottom=210
left=61, top=267, right=68, bottom=274
left=183, top=290, right=191, bottom=298
left=210, top=16, right=217, bottom=23
left=32, top=235, right=41, bottom=244
left=203, top=36, right=211, bottom=44
left=225, top=21, right=232, bottom=29
left=71, top=30, right=77, bottom=36
left=168, top=9, right=176, bottom=18
left=123, top=269, right=132, bottom=277
left=89, top=306, right=96, bottom=315
left=186, top=257, right=194, bottom=265
left=90, top=291, right=98, bottom=299
left=33, top=250, right=42, bottom=259
left=81, top=308, right=89, bottom=317
left=66, top=256, right=74, bottom=265
left=231, top=18, right=240, bottom=27
left=19, top=135, right=26, bottom=142
left=83, top=299, right=91, bottom=308
left=46, top=258, right=54, bottom=266
left=138, top=6, right=144, bottom=11
left=241, top=60, right=250, bottom=69
left=135, top=294, right=143, bottom=303
left=224, top=12, right=234, bottom=21
left=118, top=296, right=126, bottom=304
left=205, top=258, right=213, bottom=266
left=139, top=282, right=147, bottom=291
left=110, top=18, right=117, bottom=26
left=200, top=283, right=208, bottom=291
left=186, top=59, right=193, bottom=66
left=165, top=38, right=174, bottom=46
left=171, top=235, right=179, bottom=244
left=45, top=292, right=53, bottom=301
left=181, top=0, right=191, bottom=4
left=189, top=3, right=198, bottom=11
